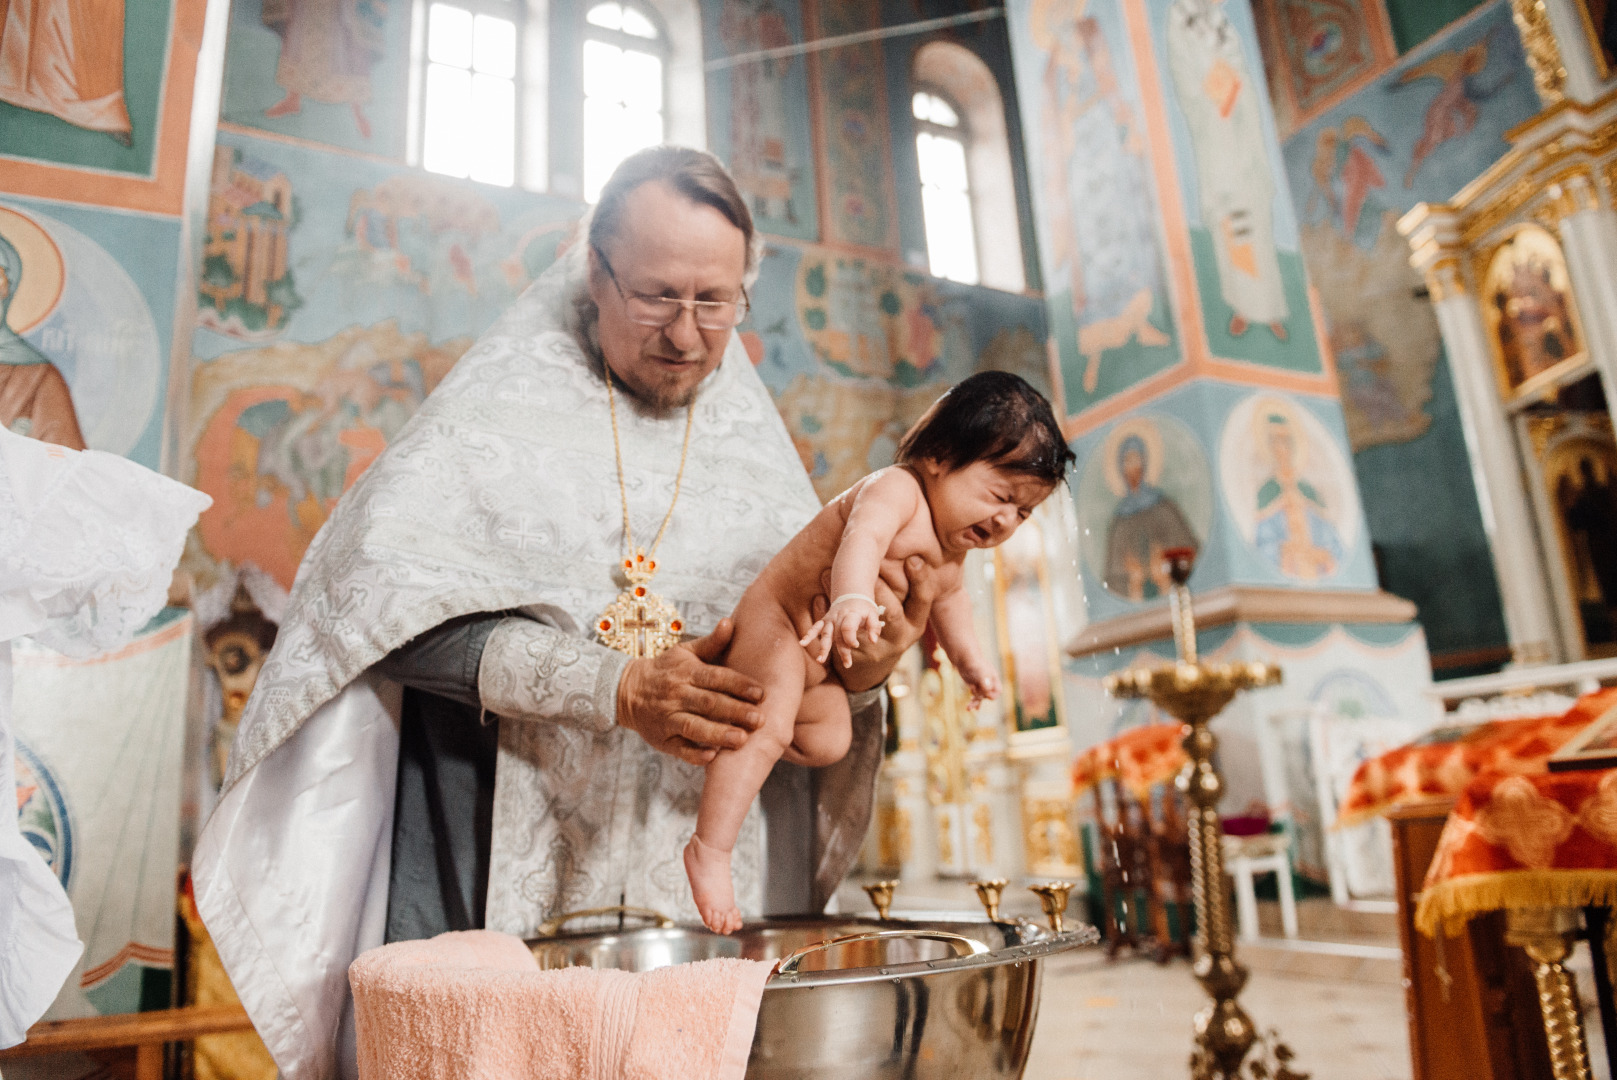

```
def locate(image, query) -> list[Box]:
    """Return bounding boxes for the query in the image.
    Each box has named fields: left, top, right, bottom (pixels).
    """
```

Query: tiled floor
left=1023, top=949, right=1413, bottom=1080
left=834, top=877, right=1417, bottom=1080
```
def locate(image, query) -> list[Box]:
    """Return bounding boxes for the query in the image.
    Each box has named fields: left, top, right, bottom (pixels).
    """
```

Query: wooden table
left=0, top=1004, right=254, bottom=1080
left=1389, top=798, right=1553, bottom=1080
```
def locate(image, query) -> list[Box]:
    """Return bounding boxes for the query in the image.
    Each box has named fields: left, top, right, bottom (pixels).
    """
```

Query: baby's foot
left=684, top=834, right=743, bottom=934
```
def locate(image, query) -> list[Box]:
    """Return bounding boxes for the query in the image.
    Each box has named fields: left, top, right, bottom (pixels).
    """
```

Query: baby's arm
left=800, top=469, right=923, bottom=669
left=929, top=584, right=1000, bottom=706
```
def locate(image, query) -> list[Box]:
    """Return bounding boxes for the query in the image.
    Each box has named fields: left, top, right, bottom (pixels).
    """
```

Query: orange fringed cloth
left=1395, top=688, right=1617, bottom=937
left=1336, top=693, right=1610, bottom=828
left=1071, top=723, right=1189, bottom=799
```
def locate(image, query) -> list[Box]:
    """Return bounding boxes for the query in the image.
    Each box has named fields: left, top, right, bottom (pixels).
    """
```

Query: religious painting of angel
left=1480, top=225, right=1585, bottom=397
left=1076, top=415, right=1213, bottom=603
left=1219, top=394, right=1358, bottom=582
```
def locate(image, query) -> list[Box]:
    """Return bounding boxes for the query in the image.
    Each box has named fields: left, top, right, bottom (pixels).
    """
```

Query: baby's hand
left=960, top=664, right=1000, bottom=709
left=800, top=595, right=885, bottom=670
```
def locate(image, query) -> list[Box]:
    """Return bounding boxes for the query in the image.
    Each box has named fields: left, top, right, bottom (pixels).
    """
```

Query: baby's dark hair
left=895, top=371, right=1075, bottom=488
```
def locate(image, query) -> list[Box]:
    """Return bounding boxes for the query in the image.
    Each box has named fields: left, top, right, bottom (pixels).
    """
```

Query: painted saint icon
left=1253, top=407, right=1341, bottom=579
left=1481, top=225, right=1584, bottom=396
left=0, top=230, right=85, bottom=450
left=1076, top=415, right=1212, bottom=604
left=1104, top=432, right=1199, bottom=601
left=1220, top=394, right=1357, bottom=583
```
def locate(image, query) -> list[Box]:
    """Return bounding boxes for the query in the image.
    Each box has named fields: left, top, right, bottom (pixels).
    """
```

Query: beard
left=629, top=359, right=705, bottom=412
left=579, top=295, right=717, bottom=412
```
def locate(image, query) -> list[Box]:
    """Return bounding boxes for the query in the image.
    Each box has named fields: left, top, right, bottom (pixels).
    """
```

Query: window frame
left=580, top=0, right=671, bottom=202
left=909, top=40, right=1028, bottom=293
left=410, top=0, right=528, bottom=187
left=912, top=84, right=982, bottom=287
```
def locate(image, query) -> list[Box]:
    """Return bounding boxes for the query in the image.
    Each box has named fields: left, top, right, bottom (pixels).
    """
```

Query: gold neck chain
left=604, top=373, right=695, bottom=581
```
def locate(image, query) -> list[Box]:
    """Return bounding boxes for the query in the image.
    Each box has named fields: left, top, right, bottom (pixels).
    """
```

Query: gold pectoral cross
left=596, top=548, right=685, bottom=658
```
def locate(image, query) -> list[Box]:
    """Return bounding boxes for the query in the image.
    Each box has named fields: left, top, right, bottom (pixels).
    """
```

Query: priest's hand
left=817, top=555, right=940, bottom=694
left=616, top=618, right=765, bottom=766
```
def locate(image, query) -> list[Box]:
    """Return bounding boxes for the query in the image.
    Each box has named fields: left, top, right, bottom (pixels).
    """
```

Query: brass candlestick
left=862, top=880, right=898, bottom=920
left=972, top=878, right=1008, bottom=921
left=1027, top=881, right=1075, bottom=933
left=1103, top=549, right=1304, bottom=1080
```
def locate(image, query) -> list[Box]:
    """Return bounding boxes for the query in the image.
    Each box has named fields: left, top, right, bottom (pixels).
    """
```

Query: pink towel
left=349, top=930, right=772, bottom=1080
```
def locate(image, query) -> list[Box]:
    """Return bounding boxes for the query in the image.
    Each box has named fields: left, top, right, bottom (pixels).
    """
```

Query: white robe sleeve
left=0, top=428, right=210, bottom=1046
left=477, top=616, right=628, bottom=733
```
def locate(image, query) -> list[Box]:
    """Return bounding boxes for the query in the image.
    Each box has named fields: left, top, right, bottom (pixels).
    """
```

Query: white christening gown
left=0, top=428, right=208, bottom=1046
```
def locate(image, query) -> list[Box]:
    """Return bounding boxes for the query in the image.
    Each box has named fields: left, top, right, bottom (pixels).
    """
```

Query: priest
left=193, top=146, right=934, bottom=1080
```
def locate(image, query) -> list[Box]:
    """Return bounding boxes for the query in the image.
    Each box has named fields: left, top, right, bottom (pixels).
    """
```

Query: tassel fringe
left=1416, top=870, right=1617, bottom=937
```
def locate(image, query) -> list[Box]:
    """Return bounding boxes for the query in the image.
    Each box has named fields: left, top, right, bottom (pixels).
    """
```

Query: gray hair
left=584, top=145, right=762, bottom=285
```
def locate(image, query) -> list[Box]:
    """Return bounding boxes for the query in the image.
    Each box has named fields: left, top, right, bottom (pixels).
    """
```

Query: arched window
left=913, top=89, right=977, bottom=285
left=582, top=2, right=667, bottom=202
left=419, top=0, right=523, bottom=186
left=911, top=42, right=1026, bottom=292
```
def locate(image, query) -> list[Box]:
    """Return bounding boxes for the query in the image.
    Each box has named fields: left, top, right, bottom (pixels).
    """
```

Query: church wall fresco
left=1007, top=0, right=1185, bottom=424
left=702, top=0, right=820, bottom=242
left=1143, top=0, right=1325, bottom=377
left=806, top=0, right=901, bottom=253
left=184, top=126, right=1049, bottom=587
left=0, top=197, right=180, bottom=471
left=1072, top=412, right=1214, bottom=605
left=1067, top=377, right=1377, bottom=625
left=186, top=128, right=582, bottom=590
left=220, top=0, right=411, bottom=160
left=1383, top=0, right=1488, bottom=53
left=0, top=0, right=212, bottom=213
left=1218, top=388, right=1363, bottom=583
left=1252, top=0, right=1395, bottom=133
left=1279, top=0, right=1535, bottom=668
left=732, top=240, right=1050, bottom=503
left=1008, top=0, right=1339, bottom=443
left=0, top=0, right=173, bottom=175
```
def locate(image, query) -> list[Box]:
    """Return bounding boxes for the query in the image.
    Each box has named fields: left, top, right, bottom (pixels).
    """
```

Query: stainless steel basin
left=528, top=911, right=1098, bottom=1079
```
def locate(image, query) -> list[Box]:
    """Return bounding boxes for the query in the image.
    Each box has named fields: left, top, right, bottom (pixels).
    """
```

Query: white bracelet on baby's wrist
left=829, top=593, right=886, bottom=615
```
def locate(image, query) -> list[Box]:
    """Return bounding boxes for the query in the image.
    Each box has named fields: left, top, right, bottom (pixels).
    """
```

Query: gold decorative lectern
left=1104, top=549, right=1305, bottom=1080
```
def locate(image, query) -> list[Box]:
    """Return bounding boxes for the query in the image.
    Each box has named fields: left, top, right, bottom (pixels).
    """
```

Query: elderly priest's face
left=588, top=179, right=748, bottom=411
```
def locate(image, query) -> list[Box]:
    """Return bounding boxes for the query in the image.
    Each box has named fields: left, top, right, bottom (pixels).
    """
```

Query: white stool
left=1222, top=832, right=1298, bottom=941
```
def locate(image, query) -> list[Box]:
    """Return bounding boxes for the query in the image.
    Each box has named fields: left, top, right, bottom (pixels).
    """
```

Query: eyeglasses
left=592, top=244, right=750, bottom=331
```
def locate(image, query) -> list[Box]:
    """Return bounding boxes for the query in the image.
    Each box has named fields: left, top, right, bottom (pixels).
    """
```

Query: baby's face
left=922, top=459, right=1055, bottom=553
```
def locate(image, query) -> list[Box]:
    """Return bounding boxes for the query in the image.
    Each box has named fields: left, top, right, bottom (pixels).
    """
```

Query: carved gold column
left=1105, top=551, right=1303, bottom=1080
left=1506, top=907, right=1594, bottom=1080
left=1401, top=207, right=1563, bottom=664
left=1512, top=0, right=1568, bottom=106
